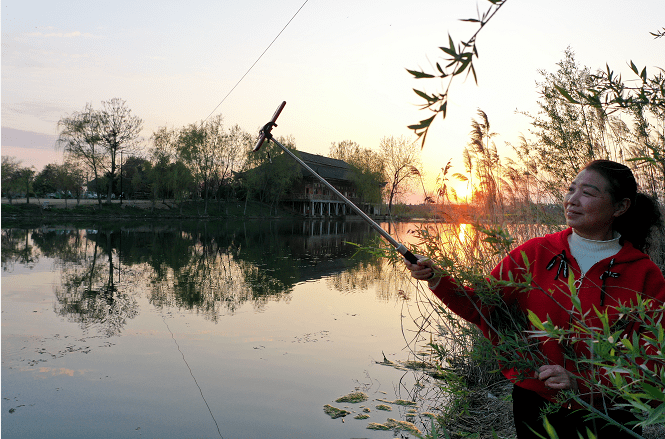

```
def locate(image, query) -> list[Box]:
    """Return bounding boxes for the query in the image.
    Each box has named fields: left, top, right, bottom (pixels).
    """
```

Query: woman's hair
left=582, top=159, right=663, bottom=253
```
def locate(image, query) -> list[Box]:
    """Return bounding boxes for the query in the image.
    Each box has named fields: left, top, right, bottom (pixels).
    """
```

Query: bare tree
left=57, top=104, right=106, bottom=206
left=379, top=135, right=422, bottom=212
left=97, top=98, right=143, bottom=203
left=218, top=124, right=253, bottom=202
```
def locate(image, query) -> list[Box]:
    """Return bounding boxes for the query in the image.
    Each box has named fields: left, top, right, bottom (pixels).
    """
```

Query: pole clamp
left=259, top=121, right=277, bottom=141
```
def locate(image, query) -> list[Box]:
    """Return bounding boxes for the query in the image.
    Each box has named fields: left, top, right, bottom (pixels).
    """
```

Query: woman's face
left=563, top=169, right=629, bottom=241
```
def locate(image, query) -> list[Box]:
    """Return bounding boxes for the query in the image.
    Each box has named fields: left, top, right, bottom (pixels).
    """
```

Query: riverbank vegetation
left=371, top=26, right=665, bottom=439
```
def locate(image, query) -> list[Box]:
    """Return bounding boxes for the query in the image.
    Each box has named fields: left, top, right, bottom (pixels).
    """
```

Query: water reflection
left=2, top=220, right=388, bottom=331
left=1, top=228, right=38, bottom=271
left=3, top=219, right=568, bottom=439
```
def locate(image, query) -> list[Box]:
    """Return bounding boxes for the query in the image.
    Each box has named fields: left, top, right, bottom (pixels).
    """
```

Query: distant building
left=246, top=150, right=383, bottom=217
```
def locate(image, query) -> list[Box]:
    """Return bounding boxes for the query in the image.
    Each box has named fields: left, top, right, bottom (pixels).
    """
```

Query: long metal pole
left=254, top=101, right=418, bottom=264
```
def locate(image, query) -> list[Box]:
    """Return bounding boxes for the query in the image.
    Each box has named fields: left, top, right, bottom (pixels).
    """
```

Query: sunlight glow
left=458, top=223, right=472, bottom=245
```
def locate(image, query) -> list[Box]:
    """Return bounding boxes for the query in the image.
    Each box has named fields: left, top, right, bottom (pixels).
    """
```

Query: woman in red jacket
left=406, top=160, right=664, bottom=438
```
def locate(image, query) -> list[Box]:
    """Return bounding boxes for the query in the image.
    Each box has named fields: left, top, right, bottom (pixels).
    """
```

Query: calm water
left=2, top=220, right=436, bottom=439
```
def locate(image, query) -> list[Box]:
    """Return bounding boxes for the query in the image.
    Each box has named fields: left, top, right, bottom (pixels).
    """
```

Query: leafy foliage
left=407, top=0, right=508, bottom=147
left=553, top=54, right=665, bottom=197
left=240, top=136, right=302, bottom=214
left=329, top=140, right=384, bottom=204
left=1, top=156, right=35, bottom=202
left=366, top=222, right=663, bottom=438
left=519, top=48, right=624, bottom=199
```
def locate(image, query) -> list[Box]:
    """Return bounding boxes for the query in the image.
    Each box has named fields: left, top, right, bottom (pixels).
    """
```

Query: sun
left=449, top=181, right=474, bottom=204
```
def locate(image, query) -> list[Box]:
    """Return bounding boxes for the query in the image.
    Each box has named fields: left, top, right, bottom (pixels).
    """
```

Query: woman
left=406, top=160, right=664, bottom=438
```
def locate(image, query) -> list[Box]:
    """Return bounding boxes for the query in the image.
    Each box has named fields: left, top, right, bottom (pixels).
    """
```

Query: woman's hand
left=538, top=365, right=578, bottom=392
left=404, top=255, right=439, bottom=288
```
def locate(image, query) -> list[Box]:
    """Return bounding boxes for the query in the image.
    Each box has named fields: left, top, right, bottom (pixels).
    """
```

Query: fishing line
left=161, top=314, right=224, bottom=439
left=203, top=0, right=310, bottom=122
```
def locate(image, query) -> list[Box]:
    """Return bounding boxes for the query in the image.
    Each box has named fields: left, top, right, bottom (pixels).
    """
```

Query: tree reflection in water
left=40, top=228, right=140, bottom=337
left=2, top=219, right=391, bottom=331
left=1, top=228, right=38, bottom=271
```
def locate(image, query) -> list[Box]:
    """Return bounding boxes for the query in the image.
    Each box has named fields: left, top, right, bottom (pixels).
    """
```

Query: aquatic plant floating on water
left=323, top=404, right=350, bottom=419
left=335, top=391, right=368, bottom=403
left=367, top=418, right=421, bottom=435
left=393, top=399, right=417, bottom=407
left=377, top=397, right=418, bottom=407
left=366, top=422, right=391, bottom=431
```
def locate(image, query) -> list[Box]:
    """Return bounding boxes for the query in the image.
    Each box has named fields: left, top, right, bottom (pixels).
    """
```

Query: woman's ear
left=613, top=198, right=631, bottom=217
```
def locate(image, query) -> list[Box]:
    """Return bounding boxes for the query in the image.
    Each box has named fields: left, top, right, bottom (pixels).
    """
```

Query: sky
left=2, top=0, right=663, bottom=202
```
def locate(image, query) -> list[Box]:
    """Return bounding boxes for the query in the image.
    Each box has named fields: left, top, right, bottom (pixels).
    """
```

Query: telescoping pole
left=253, top=101, right=419, bottom=264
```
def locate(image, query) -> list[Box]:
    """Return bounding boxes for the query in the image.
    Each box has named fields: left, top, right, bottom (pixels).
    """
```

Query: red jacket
left=431, top=227, right=665, bottom=405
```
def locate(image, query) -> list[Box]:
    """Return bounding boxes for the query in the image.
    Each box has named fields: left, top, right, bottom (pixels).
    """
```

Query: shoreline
left=0, top=197, right=400, bottom=222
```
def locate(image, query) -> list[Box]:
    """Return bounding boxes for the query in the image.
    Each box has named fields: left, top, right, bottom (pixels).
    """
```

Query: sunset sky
left=2, top=0, right=663, bottom=202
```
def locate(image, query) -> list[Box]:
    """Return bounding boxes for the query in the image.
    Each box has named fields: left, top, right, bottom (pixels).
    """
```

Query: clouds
left=1, top=127, right=62, bottom=170
left=2, top=127, right=58, bottom=150
left=24, top=29, right=96, bottom=39
left=1, top=101, right=70, bottom=134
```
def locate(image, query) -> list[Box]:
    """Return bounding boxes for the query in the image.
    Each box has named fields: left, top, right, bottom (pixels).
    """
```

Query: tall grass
left=378, top=148, right=664, bottom=437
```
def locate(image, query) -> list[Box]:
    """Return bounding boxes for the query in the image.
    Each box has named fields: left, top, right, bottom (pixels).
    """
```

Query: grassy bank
left=1, top=198, right=296, bottom=223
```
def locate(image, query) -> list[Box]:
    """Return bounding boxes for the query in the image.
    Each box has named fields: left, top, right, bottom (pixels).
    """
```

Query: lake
left=2, top=219, right=441, bottom=439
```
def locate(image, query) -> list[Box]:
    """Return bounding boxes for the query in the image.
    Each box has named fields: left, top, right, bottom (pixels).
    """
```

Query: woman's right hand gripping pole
left=405, top=254, right=441, bottom=289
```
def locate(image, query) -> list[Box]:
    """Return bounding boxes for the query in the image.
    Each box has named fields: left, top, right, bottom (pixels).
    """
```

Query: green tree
left=17, top=167, right=36, bottom=203
left=176, top=116, right=228, bottom=214
left=2, top=156, right=35, bottom=203
left=177, top=122, right=211, bottom=213
left=59, top=160, right=85, bottom=207
left=150, top=125, right=201, bottom=213
left=33, top=163, right=60, bottom=196
left=147, top=151, right=170, bottom=207
left=33, top=161, right=84, bottom=206
left=329, top=140, right=384, bottom=204
left=120, top=156, right=151, bottom=200
left=241, top=135, right=301, bottom=215
left=521, top=48, right=625, bottom=199
left=216, top=124, right=252, bottom=202
left=167, top=160, right=196, bottom=214
left=2, top=156, right=21, bottom=198
left=556, top=58, right=665, bottom=196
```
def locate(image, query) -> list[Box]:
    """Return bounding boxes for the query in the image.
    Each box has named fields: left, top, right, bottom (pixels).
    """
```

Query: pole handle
left=403, top=250, right=419, bottom=264
left=253, top=101, right=286, bottom=151
left=395, top=244, right=418, bottom=264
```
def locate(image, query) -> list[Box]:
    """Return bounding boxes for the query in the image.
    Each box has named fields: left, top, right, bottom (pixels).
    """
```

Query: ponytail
left=613, top=192, right=663, bottom=253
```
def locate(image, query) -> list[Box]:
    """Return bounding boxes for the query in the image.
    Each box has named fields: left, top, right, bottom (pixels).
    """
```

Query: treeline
left=1, top=98, right=426, bottom=214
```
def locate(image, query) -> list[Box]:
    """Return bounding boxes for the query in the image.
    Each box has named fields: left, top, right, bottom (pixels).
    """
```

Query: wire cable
left=162, top=314, right=224, bottom=439
left=203, top=0, right=310, bottom=122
